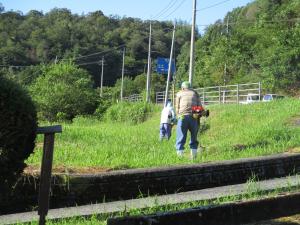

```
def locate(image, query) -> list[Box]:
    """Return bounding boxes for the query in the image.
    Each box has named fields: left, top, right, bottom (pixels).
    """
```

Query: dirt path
left=23, top=165, right=112, bottom=175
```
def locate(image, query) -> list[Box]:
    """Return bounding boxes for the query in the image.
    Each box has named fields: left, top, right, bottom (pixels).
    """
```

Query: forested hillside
left=1, top=0, right=300, bottom=95
left=177, top=0, right=300, bottom=94
left=0, top=6, right=191, bottom=86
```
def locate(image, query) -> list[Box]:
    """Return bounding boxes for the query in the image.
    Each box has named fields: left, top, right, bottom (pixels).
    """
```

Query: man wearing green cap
left=175, top=81, right=202, bottom=159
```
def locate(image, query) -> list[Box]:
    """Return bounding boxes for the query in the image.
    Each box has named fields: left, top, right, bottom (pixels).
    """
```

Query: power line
left=77, top=60, right=102, bottom=66
left=151, top=0, right=179, bottom=20
left=162, top=0, right=188, bottom=20
left=69, top=44, right=126, bottom=61
left=197, top=17, right=300, bottom=27
left=196, top=0, right=232, bottom=12
left=0, top=65, right=33, bottom=68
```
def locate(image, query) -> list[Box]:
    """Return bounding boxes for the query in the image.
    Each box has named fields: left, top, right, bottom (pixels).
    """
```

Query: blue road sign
left=156, top=57, right=175, bottom=74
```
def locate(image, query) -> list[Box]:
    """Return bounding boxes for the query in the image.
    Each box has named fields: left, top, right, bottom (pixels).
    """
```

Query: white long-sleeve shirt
left=160, top=104, right=176, bottom=124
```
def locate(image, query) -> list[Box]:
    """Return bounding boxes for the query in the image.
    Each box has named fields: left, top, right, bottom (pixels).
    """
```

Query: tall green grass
left=201, top=98, right=300, bottom=161
left=26, top=98, right=300, bottom=169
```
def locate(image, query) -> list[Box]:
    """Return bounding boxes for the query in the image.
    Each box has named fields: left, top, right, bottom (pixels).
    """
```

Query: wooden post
left=37, top=125, right=62, bottom=225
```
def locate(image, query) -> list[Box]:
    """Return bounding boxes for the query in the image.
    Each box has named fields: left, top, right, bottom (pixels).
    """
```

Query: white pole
left=146, top=22, right=152, bottom=103
left=188, top=0, right=197, bottom=87
left=224, top=16, right=229, bottom=86
left=100, top=56, right=104, bottom=97
left=164, top=22, right=176, bottom=107
left=120, top=47, right=125, bottom=101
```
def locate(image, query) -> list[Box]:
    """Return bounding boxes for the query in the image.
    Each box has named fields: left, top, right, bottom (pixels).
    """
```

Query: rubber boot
left=191, top=149, right=197, bottom=160
left=177, top=150, right=184, bottom=157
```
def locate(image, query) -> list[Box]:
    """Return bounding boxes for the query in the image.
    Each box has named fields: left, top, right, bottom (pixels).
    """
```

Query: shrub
left=104, top=102, right=154, bottom=124
left=94, top=98, right=113, bottom=120
left=94, top=87, right=114, bottom=119
left=30, top=63, right=98, bottom=121
left=112, top=77, right=138, bottom=100
left=0, top=76, right=37, bottom=193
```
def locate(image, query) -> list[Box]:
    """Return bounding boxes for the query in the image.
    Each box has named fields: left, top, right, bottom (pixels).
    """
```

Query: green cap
left=181, top=81, right=191, bottom=89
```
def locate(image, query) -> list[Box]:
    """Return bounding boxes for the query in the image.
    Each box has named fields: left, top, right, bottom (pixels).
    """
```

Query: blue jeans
left=175, top=115, right=199, bottom=150
left=160, top=123, right=172, bottom=140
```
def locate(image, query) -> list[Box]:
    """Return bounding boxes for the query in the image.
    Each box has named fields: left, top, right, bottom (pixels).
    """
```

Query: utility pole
left=100, top=56, right=104, bottom=97
left=172, top=33, right=177, bottom=108
left=120, top=47, right=125, bottom=101
left=146, top=22, right=152, bottom=103
left=188, top=0, right=197, bottom=87
left=164, top=22, right=176, bottom=107
left=223, top=16, right=229, bottom=103
left=224, top=16, right=229, bottom=86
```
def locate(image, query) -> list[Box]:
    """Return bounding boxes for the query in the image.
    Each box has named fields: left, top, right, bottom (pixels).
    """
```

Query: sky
left=2, top=0, right=254, bottom=33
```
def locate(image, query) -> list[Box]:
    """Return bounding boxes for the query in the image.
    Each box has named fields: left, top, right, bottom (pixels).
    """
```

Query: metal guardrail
left=125, top=82, right=262, bottom=105
left=156, top=91, right=173, bottom=104
left=155, top=82, right=262, bottom=105
left=195, top=82, right=261, bottom=105
left=123, top=94, right=143, bottom=102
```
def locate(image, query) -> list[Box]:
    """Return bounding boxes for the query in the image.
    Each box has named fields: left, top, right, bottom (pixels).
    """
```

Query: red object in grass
left=192, top=106, right=205, bottom=113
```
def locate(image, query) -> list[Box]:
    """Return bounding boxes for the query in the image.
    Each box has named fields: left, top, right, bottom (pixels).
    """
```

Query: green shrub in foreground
left=0, top=76, right=37, bottom=194
left=104, top=102, right=154, bottom=124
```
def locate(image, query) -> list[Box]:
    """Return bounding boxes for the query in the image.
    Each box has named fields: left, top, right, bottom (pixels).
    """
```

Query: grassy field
left=26, top=98, right=300, bottom=170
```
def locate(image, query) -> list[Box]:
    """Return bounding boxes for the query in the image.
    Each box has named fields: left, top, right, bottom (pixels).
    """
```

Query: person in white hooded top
left=160, top=100, right=176, bottom=140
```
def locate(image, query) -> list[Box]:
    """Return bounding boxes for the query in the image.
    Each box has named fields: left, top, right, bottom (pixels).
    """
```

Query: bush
left=30, top=63, right=98, bottom=121
left=0, top=76, right=37, bottom=193
left=104, top=102, right=154, bottom=124
left=112, top=77, right=138, bottom=100
left=94, top=87, right=114, bottom=119
left=94, top=98, right=113, bottom=120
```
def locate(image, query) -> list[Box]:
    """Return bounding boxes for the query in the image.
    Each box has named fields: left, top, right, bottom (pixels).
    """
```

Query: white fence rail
left=124, top=82, right=262, bottom=105
left=123, top=94, right=143, bottom=102
left=155, top=82, right=262, bottom=105
left=155, top=91, right=174, bottom=105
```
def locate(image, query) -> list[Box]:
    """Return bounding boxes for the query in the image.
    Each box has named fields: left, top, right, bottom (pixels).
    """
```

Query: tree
left=0, top=8, right=191, bottom=87
left=176, top=0, right=300, bottom=94
left=30, top=62, right=98, bottom=121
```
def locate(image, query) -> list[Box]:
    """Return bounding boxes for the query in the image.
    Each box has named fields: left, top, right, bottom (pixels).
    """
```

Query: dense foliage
left=104, top=102, right=154, bottom=124
left=0, top=7, right=191, bottom=87
left=177, top=0, right=300, bottom=94
left=1, top=0, right=299, bottom=125
left=112, top=73, right=166, bottom=100
left=30, top=63, right=97, bottom=121
left=0, top=76, right=37, bottom=193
